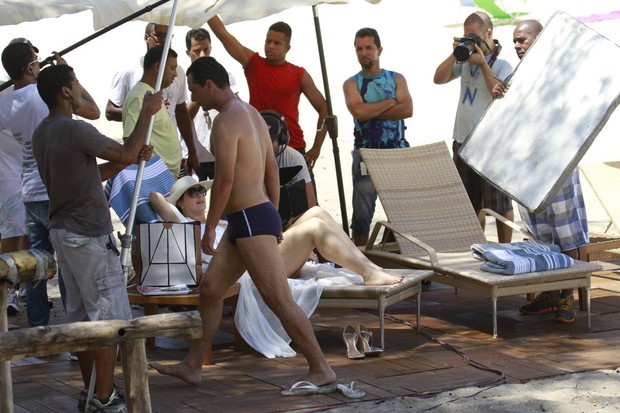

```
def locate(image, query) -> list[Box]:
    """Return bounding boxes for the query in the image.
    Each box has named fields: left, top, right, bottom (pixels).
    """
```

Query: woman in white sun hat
left=149, top=176, right=401, bottom=286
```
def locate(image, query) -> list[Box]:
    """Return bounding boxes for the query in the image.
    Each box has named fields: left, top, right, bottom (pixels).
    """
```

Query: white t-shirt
left=0, top=87, right=21, bottom=182
left=276, top=146, right=311, bottom=184
left=0, top=124, right=21, bottom=182
left=0, top=84, right=49, bottom=202
left=108, top=62, right=141, bottom=109
left=109, top=57, right=187, bottom=129
left=451, top=55, right=513, bottom=144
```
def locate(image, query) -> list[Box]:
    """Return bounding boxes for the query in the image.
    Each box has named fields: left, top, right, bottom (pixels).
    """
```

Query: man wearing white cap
left=0, top=38, right=99, bottom=326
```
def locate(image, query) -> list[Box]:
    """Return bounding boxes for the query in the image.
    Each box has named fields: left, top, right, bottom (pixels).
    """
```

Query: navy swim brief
left=226, top=202, right=283, bottom=245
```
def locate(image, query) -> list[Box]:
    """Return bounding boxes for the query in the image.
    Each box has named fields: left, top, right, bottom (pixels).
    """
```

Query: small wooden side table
left=127, top=283, right=241, bottom=365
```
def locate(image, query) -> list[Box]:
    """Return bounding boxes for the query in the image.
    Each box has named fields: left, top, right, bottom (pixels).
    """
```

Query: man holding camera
left=433, top=11, right=514, bottom=243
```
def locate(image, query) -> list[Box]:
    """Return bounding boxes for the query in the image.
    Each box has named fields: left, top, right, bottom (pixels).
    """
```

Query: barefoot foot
left=363, top=269, right=404, bottom=286
left=149, top=361, right=202, bottom=385
left=301, top=368, right=337, bottom=388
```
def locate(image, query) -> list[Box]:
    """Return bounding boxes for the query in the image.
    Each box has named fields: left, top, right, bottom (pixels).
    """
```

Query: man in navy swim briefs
left=226, top=202, right=282, bottom=245
left=150, top=56, right=336, bottom=389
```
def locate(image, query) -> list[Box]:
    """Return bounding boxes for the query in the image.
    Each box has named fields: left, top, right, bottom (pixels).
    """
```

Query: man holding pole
left=32, top=64, right=162, bottom=412
left=107, top=22, right=199, bottom=176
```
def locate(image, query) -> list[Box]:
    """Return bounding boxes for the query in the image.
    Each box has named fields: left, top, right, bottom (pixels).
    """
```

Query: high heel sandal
left=356, top=323, right=383, bottom=356
left=342, top=325, right=365, bottom=359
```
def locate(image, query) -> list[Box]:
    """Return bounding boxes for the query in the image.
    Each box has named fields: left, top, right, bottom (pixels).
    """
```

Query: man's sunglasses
left=23, top=55, right=40, bottom=70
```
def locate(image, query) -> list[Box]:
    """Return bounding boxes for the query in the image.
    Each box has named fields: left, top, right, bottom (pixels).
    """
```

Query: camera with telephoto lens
left=453, top=34, right=482, bottom=62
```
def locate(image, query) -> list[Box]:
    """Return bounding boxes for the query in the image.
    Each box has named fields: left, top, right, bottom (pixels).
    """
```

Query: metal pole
left=0, top=0, right=171, bottom=92
left=119, top=0, right=180, bottom=270
left=312, top=5, right=350, bottom=235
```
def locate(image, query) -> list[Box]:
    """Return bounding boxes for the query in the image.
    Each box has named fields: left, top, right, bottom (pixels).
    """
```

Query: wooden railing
left=0, top=311, right=203, bottom=413
left=1, top=249, right=204, bottom=413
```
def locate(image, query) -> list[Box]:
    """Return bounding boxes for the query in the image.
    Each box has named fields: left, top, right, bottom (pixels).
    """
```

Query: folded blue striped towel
left=104, top=156, right=176, bottom=228
left=471, top=241, right=574, bottom=275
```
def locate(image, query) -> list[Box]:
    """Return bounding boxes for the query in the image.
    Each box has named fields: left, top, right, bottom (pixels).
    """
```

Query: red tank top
left=244, top=53, right=306, bottom=149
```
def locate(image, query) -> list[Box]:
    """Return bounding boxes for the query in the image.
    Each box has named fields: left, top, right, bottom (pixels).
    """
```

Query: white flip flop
left=336, top=381, right=366, bottom=399
left=281, top=381, right=338, bottom=396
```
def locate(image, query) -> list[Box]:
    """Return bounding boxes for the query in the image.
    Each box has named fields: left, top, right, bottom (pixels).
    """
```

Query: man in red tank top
left=208, top=16, right=328, bottom=172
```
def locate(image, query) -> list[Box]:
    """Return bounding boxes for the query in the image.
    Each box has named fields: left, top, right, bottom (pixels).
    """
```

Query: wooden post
left=0, top=282, right=13, bottom=413
left=0, top=250, right=56, bottom=283
left=120, top=339, right=152, bottom=413
left=0, top=249, right=55, bottom=413
left=141, top=303, right=158, bottom=348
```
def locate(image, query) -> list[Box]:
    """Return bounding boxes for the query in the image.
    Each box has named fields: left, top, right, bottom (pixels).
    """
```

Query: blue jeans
left=24, top=200, right=66, bottom=326
left=351, top=149, right=377, bottom=234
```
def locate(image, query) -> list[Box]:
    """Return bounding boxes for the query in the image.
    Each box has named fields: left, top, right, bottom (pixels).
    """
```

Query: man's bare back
left=212, top=99, right=278, bottom=214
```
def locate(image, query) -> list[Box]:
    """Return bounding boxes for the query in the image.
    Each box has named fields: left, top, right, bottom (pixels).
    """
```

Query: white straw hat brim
left=166, top=176, right=213, bottom=205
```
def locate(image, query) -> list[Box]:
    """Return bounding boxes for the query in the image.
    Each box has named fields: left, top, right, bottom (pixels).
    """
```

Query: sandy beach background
left=1, top=0, right=619, bottom=236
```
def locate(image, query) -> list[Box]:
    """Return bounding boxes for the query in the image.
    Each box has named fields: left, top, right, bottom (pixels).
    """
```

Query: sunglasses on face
left=185, top=187, right=207, bottom=198
left=24, top=55, right=40, bottom=70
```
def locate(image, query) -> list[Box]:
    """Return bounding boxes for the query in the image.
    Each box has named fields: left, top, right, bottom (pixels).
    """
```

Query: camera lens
left=453, top=43, right=474, bottom=62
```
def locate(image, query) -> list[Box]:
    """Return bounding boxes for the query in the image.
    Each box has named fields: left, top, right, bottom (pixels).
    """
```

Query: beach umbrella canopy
left=91, top=0, right=380, bottom=28
left=0, top=0, right=136, bottom=28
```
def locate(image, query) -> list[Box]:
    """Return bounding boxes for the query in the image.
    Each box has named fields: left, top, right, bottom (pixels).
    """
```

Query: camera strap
left=487, top=40, right=501, bottom=69
left=470, top=39, right=502, bottom=77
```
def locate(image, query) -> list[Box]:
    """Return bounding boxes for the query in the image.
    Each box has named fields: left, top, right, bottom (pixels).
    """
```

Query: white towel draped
left=234, top=262, right=363, bottom=358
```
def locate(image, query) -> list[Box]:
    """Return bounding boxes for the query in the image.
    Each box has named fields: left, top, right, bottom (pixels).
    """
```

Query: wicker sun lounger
left=360, top=141, right=601, bottom=337
left=578, top=161, right=620, bottom=262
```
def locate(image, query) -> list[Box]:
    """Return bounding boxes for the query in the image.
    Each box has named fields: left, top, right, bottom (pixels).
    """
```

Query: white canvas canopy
left=95, top=0, right=380, bottom=28
left=0, top=0, right=136, bottom=28
left=0, top=0, right=378, bottom=30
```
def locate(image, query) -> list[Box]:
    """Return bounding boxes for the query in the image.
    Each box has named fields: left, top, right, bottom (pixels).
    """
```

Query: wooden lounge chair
left=574, top=161, right=620, bottom=309
left=316, top=268, right=432, bottom=349
left=360, top=141, right=601, bottom=337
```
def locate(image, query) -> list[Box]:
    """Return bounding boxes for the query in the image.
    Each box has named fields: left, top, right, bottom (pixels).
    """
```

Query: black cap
left=8, top=38, right=38, bottom=53
left=262, top=112, right=281, bottom=142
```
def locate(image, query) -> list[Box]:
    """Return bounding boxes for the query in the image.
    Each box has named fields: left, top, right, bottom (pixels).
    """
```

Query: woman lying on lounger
left=148, top=176, right=402, bottom=286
